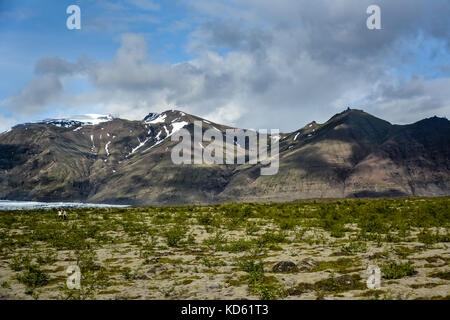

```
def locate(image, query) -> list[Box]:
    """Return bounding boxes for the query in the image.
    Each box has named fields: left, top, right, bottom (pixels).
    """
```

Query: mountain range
left=0, top=108, right=449, bottom=205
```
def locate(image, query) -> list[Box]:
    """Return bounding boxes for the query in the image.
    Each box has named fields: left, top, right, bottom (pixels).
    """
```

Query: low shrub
left=382, top=261, right=416, bottom=279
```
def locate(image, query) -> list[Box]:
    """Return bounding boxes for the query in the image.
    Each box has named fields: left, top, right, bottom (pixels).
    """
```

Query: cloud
left=2, top=0, right=450, bottom=130
left=440, top=63, right=450, bottom=76
left=84, top=13, right=159, bottom=32
left=34, top=57, right=82, bottom=76
left=187, top=0, right=450, bottom=59
left=0, top=115, right=17, bottom=133
left=82, top=0, right=160, bottom=32
left=3, top=75, right=63, bottom=116
left=364, top=77, right=450, bottom=123
left=188, top=21, right=272, bottom=55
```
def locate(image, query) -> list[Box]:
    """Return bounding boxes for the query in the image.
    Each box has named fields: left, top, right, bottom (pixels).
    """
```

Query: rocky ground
left=0, top=198, right=449, bottom=300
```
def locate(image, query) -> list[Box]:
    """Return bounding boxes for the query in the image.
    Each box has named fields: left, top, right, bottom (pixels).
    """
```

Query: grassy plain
left=0, top=197, right=448, bottom=300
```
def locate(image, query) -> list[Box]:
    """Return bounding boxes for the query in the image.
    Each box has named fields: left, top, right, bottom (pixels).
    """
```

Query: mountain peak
left=143, top=112, right=160, bottom=122
left=338, top=107, right=365, bottom=116
left=143, top=110, right=189, bottom=125
left=326, top=108, right=387, bottom=125
left=418, top=115, right=449, bottom=123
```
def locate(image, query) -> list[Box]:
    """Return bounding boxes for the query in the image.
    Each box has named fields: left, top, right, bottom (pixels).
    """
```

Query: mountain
left=224, top=109, right=450, bottom=202
left=0, top=108, right=449, bottom=205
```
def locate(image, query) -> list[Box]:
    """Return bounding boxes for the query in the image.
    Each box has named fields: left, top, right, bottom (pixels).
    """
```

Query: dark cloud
left=190, top=21, right=272, bottom=55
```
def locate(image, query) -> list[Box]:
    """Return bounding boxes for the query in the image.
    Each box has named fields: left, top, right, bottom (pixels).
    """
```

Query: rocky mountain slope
left=0, top=108, right=448, bottom=205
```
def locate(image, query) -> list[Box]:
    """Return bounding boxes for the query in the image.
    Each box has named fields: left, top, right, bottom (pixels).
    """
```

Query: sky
left=0, top=0, right=449, bottom=132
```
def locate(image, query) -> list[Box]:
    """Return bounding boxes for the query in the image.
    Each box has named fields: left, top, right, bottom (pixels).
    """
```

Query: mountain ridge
left=0, top=108, right=448, bottom=205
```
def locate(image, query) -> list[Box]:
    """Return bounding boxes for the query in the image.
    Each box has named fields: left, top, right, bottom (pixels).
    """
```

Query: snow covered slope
left=31, top=114, right=114, bottom=128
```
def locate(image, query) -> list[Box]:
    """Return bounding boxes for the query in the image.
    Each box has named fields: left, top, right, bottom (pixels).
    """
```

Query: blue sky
left=0, top=0, right=449, bottom=132
left=0, top=0, right=194, bottom=120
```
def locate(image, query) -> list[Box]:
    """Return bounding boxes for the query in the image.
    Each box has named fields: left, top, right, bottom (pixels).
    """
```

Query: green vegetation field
left=0, top=197, right=449, bottom=300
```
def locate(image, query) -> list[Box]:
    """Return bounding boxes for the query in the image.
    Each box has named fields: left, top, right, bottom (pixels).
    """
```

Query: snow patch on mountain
left=171, top=121, right=188, bottom=134
left=36, top=114, right=114, bottom=128
left=143, top=112, right=159, bottom=122
left=163, top=125, right=169, bottom=136
left=105, top=141, right=111, bottom=156
left=129, top=137, right=151, bottom=155
left=146, top=113, right=167, bottom=124
left=90, top=135, right=96, bottom=152
left=143, top=121, right=188, bottom=152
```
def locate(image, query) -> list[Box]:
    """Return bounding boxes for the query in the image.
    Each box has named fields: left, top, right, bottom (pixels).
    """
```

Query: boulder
left=272, top=261, right=298, bottom=273
left=335, top=275, right=354, bottom=286
left=298, top=258, right=319, bottom=272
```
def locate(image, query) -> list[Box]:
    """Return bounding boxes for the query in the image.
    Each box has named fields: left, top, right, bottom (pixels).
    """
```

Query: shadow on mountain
left=0, top=144, right=34, bottom=170
left=283, top=144, right=335, bottom=169
left=348, top=189, right=408, bottom=198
